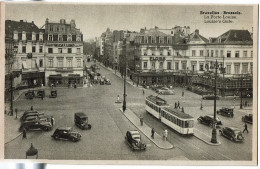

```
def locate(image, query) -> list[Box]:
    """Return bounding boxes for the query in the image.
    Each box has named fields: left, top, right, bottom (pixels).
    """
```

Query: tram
left=145, top=95, right=169, bottom=119
left=145, top=95, right=194, bottom=135
left=160, top=107, right=194, bottom=135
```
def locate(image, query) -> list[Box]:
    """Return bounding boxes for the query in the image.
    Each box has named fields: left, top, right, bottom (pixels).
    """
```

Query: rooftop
left=5, top=20, right=43, bottom=34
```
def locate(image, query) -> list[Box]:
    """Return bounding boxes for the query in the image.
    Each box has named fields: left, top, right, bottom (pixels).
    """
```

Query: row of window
left=142, top=61, right=252, bottom=74
left=16, top=32, right=43, bottom=41
left=146, top=100, right=160, bottom=112
left=48, top=58, right=81, bottom=68
left=137, top=36, right=172, bottom=44
left=21, top=46, right=43, bottom=53
left=48, top=34, right=81, bottom=42
left=191, top=50, right=253, bottom=58
left=48, top=48, right=81, bottom=54
left=161, top=110, right=194, bottom=128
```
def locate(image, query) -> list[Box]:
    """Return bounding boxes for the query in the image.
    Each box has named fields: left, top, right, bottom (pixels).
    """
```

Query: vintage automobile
left=19, top=119, right=52, bottom=132
left=36, top=90, right=45, bottom=98
left=20, top=112, right=45, bottom=122
left=25, top=90, right=35, bottom=99
left=217, top=107, right=234, bottom=117
left=49, top=90, right=57, bottom=98
left=219, top=127, right=244, bottom=142
left=242, top=114, right=253, bottom=124
left=51, top=127, right=81, bottom=142
left=197, top=115, right=222, bottom=127
left=74, top=112, right=92, bottom=130
left=125, top=130, right=146, bottom=151
left=22, top=114, right=49, bottom=122
left=157, top=88, right=174, bottom=95
left=104, top=78, right=111, bottom=85
left=202, top=95, right=220, bottom=100
left=20, top=111, right=38, bottom=120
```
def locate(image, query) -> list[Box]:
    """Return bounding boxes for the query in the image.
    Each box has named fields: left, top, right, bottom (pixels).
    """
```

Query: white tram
left=145, top=95, right=170, bottom=119
left=161, top=107, right=194, bottom=135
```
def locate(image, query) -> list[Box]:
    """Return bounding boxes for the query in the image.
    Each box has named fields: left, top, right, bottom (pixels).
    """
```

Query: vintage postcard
left=2, top=2, right=258, bottom=165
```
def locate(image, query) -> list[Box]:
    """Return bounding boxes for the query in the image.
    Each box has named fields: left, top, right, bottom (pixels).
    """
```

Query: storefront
left=21, top=72, right=45, bottom=88
left=49, top=74, right=83, bottom=87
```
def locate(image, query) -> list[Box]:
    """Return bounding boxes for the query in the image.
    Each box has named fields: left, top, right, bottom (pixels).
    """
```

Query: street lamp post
left=211, top=59, right=218, bottom=144
left=240, top=76, right=243, bottom=109
left=122, top=39, right=127, bottom=112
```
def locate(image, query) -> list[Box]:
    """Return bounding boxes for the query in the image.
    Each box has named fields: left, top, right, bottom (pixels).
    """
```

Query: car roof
left=24, top=111, right=38, bottom=113
left=57, top=127, right=72, bottom=130
left=128, top=130, right=140, bottom=135
left=227, top=127, right=241, bottom=132
left=75, top=112, right=87, bottom=117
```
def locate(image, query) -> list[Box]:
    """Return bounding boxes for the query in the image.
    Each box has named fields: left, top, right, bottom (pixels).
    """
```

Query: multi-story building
left=132, top=26, right=253, bottom=96
left=6, top=20, right=45, bottom=88
left=44, top=18, right=84, bottom=87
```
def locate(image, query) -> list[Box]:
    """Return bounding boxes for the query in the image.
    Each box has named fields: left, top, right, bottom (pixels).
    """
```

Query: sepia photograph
left=3, top=2, right=258, bottom=165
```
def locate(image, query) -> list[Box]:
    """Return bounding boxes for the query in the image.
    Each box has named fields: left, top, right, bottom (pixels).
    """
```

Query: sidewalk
left=119, top=108, right=174, bottom=150
left=5, top=114, right=22, bottom=144
left=193, top=128, right=221, bottom=146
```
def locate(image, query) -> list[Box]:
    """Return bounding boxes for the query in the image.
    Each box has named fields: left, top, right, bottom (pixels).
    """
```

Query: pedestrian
left=177, top=101, right=180, bottom=109
left=41, top=94, right=43, bottom=100
left=51, top=83, right=54, bottom=89
left=30, top=106, right=33, bottom=111
left=162, top=129, right=166, bottom=141
left=243, top=123, right=249, bottom=133
left=117, top=95, right=120, bottom=102
left=143, top=89, right=145, bottom=95
left=15, top=108, right=18, bottom=119
left=165, top=129, right=168, bottom=140
left=182, top=107, right=184, bottom=113
left=140, top=115, right=143, bottom=126
left=23, top=128, right=27, bottom=139
left=182, top=90, right=184, bottom=97
left=68, top=83, right=70, bottom=88
left=51, top=116, right=55, bottom=126
left=151, top=128, right=155, bottom=139
left=175, top=102, right=177, bottom=109
left=74, top=83, right=77, bottom=88
left=245, top=100, right=248, bottom=107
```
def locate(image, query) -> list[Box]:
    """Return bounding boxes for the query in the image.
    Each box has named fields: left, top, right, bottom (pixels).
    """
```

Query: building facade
left=6, top=20, right=45, bottom=89
left=44, top=18, right=84, bottom=87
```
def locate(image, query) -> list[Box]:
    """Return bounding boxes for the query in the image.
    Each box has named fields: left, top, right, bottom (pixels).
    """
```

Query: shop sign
left=150, top=57, right=165, bottom=61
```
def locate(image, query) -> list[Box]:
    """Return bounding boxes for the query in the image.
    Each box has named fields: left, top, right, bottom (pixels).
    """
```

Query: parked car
left=158, top=89, right=174, bottom=95
left=74, top=112, right=92, bottom=130
left=100, top=78, right=105, bottom=85
left=242, top=114, right=253, bottom=124
left=156, top=87, right=170, bottom=93
left=36, top=90, right=45, bottom=98
left=49, top=90, right=57, bottom=98
left=217, top=107, right=234, bottom=117
left=219, top=127, right=244, bottom=142
left=51, top=127, right=81, bottom=142
left=104, top=78, right=111, bottom=85
left=125, top=130, right=146, bottom=151
left=19, top=119, right=52, bottom=132
left=202, top=95, right=220, bottom=100
left=25, top=90, right=35, bottom=99
left=197, top=115, right=222, bottom=127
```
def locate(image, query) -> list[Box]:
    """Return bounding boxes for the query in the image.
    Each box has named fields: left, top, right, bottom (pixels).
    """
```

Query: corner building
left=44, top=18, right=84, bottom=87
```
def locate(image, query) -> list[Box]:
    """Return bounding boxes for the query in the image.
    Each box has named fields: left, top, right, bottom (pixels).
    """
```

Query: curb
left=193, top=129, right=221, bottom=146
left=119, top=108, right=174, bottom=150
left=5, top=132, right=22, bottom=145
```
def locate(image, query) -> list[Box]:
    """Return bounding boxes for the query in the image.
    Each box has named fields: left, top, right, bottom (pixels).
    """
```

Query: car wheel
left=219, top=131, right=223, bottom=136
left=230, top=137, right=234, bottom=142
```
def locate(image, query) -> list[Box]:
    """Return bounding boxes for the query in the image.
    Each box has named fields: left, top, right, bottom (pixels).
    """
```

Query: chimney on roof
left=195, top=29, right=199, bottom=34
left=32, top=21, right=34, bottom=24
left=155, top=26, right=159, bottom=30
left=20, top=20, right=23, bottom=23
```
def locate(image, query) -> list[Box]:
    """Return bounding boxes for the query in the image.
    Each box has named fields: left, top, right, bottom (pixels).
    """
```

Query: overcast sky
left=6, top=3, right=254, bottom=41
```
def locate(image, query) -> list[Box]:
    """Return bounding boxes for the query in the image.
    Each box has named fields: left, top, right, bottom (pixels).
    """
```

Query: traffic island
left=119, top=108, right=174, bottom=150
left=193, top=128, right=221, bottom=146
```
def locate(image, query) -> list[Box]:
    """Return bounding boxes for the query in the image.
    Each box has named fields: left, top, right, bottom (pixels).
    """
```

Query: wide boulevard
left=5, top=61, right=253, bottom=161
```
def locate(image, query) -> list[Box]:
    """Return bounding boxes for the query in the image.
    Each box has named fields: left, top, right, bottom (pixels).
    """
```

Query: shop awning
left=22, top=61, right=28, bottom=69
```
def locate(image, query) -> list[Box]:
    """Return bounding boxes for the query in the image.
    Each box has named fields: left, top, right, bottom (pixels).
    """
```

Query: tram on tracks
left=145, top=95, right=194, bottom=135
left=145, top=95, right=169, bottom=119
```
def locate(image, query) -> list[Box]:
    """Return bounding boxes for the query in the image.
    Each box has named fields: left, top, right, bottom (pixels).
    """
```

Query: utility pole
left=240, top=76, right=243, bottom=109
left=211, top=59, right=218, bottom=144
left=122, top=39, right=127, bottom=112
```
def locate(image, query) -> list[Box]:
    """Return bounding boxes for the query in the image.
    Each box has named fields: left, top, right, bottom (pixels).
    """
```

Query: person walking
left=182, top=90, right=184, bottom=97
left=30, top=106, right=33, bottom=111
left=151, top=128, right=155, bottom=139
left=51, top=116, right=55, bottom=126
left=15, top=108, right=18, bottom=119
left=177, top=101, right=180, bottom=109
left=175, top=102, right=177, bottom=109
left=140, top=115, right=144, bottom=126
left=243, top=123, right=249, bottom=133
left=117, top=95, right=120, bottom=102
left=182, top=107, right=185, bottom=113
left=143, top=89, right=145, bottom=95
left=23, top=128, right=27, bottom=139
left=164, top=129, right=168, bottom=141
